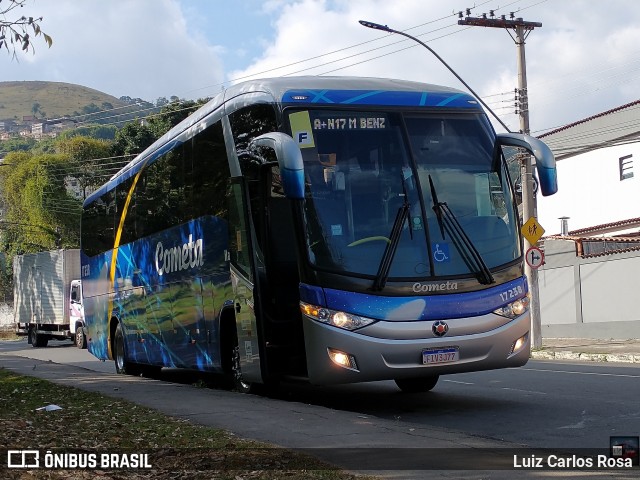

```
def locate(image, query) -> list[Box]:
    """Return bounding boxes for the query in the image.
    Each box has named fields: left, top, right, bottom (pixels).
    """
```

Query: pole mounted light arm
left=358, top=19, right=511, bottom=133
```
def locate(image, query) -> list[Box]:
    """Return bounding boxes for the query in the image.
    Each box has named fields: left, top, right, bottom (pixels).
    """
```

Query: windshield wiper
left=428, top=175, right=446, bottom=240
left=428, top=175, right=495, bottom=285
left=371, top=176, right=412, bottom=291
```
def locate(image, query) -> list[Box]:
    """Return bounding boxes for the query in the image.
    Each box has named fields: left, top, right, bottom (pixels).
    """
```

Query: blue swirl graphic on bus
left=84, top=216, right=231, bottom=371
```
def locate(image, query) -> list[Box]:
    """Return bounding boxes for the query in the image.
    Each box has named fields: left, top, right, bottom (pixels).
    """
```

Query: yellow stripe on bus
left=106, top=167, right=145, bottom=358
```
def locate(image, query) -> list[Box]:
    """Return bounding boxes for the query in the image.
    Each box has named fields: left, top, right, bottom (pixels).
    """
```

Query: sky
left=1, top=0, right=640, bottom=134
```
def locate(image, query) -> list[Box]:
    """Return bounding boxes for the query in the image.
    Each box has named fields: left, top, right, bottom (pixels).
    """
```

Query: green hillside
left=0, top=80, right=129, bottom=120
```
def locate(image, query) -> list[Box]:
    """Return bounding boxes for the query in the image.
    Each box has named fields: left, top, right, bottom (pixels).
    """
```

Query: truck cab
left=70, top=279, right=86, bottom=349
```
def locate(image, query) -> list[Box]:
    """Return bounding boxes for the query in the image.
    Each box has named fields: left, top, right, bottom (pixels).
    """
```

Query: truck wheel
left=75, top=327, right=87, bottom=349
left=113, top=323, right=141, bottom=376
left=29, top=327, right=48, bottom=348
left=394, top=375, right=439, bottom=393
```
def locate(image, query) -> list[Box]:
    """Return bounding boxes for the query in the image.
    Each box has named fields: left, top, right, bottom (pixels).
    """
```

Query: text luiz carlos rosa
left=513, top=454, right=633, bottom=469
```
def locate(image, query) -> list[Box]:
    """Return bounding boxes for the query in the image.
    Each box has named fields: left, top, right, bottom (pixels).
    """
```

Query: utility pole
left=458, top=12, right=544, bottom=348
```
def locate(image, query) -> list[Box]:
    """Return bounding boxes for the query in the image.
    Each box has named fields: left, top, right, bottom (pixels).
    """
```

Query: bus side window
left=191, top=121, right=231, bottom=220
left=81, top=197, right=112, bottom=257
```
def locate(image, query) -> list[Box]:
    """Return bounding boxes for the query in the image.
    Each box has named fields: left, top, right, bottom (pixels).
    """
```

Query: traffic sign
left=525, top=246, right=544, bottom=269
left=521, top=217, right=545, bottom=245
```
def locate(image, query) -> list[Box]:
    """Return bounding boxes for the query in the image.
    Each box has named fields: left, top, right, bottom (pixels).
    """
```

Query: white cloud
left=1, top=0, right=225, bottom=101
left=2, top=0, right=639, bottom=133
left=230, top=0, right=640, bottom=133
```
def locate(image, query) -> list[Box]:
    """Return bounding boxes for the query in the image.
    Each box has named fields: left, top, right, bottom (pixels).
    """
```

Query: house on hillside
left=0, top=120, right=16, bottom=134
left=49, top=118, right=77, bottom=136
left=31, top=122, right=49, bottom=140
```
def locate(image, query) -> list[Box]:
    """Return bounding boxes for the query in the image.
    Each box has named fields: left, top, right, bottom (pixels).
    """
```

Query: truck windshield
left=291, top=109, right=520, bottom=281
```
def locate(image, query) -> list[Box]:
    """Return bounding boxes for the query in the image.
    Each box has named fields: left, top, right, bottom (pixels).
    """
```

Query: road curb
left=531, top=350, right=640, bottom=363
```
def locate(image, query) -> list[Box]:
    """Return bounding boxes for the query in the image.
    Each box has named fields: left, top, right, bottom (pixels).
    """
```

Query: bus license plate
left=422, top=347, right=459, bottom=365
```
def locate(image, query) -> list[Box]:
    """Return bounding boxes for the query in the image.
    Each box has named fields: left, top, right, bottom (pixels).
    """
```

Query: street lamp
left=359, top=20, right=510, bottom=132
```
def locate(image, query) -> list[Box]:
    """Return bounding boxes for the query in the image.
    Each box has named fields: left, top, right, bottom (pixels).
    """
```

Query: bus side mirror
left=249, top=132, right=305, bottom=199
left=497, top=133, right=558, bottom=197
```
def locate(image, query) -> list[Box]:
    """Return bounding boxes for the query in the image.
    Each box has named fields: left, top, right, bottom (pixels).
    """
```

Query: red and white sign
left=525, top=246, right=545, bottom=269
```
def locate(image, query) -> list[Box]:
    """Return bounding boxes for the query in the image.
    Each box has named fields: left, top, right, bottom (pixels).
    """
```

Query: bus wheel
left=29, top=327, right=48, bottom=348
left=394, top=375, right=439, bottom=393
left=114, top=323, right=141, bottom=376
left=75, top=326, right=87, bottom=349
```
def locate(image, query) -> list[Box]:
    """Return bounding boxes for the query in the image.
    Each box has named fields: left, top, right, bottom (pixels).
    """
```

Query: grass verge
left=0, top=368, right=374, bottom=479
left=0, top=328, right=19, bottom=341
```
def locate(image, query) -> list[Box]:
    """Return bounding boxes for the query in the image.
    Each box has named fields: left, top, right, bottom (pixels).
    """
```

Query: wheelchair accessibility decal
left=432, top=243, right=450, bottom=263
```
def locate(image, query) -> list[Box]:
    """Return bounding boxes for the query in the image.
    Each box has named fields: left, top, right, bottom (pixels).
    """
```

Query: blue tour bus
left=80, top=76, right=557, bottom=392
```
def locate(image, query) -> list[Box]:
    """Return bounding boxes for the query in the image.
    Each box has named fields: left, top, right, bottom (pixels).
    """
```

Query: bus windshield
left=294, top=109, right=520, bottom=281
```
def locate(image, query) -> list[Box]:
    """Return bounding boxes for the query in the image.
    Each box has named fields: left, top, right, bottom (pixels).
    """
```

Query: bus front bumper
left=302, top=312, right=531, bottom=385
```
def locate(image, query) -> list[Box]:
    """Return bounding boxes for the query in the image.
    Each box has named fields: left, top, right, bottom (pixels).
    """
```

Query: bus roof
left=85, top=76, right=480, bottom=206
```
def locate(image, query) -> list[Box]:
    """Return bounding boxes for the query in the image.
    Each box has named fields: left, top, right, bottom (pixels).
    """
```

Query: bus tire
left=29, top=326, right=48, bottom=348
left=75, top=326, right=87, bottom=349
left=113, top=323, right=142, bottom=376
left=394, top=375, right=439, bottom=393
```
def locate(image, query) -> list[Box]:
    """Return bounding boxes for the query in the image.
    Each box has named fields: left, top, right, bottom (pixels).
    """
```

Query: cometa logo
left=412, top=281, right=458, bottom=293
left=155, top=234, right=204, bottom=276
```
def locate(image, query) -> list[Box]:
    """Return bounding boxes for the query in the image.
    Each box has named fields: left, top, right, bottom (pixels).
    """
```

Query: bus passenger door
left=228, top=179, right=263, bottom=384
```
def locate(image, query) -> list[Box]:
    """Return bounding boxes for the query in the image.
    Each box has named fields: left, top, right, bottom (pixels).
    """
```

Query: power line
left=182, top=6, right=481, bottom=96
left=5, top=2, right=533, bottom=134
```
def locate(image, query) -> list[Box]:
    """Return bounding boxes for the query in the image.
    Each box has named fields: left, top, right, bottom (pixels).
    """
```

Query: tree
left=0, top=0, right=52, bottom=59
left=0, top=136, right=36, bottom=153
left=0, top=150, right=79, bottom=256
left=112, top=121, right=156, bottom=158
left=111, top=99, right=209, bottom=158
left=80, top=103, right=101, bottom=115
left=55, top=136, right=113, bottom=199
left=148, top=99, right=209, bottom=137
left=59, top=124, right=117, bottom=141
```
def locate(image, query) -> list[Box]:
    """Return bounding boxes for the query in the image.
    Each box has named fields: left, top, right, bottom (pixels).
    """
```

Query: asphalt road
left=268, top=360, right=640, bottom=449
left=2, top=337, right=638, bottom=450
left=1, top=338, right=639, bottom=478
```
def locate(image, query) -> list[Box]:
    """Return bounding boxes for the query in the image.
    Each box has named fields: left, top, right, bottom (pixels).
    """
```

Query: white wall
left=539, top=239, right=640, bottom=339
left=536, top=143, right=640, bottom=235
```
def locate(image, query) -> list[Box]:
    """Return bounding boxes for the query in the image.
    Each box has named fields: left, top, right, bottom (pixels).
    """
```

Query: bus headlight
left=300, top=302, right=376, bottom=331
left=493, top=294, right=530, bottom=319
left=327, top=348, right=359, bottom=371
left=510, top=332, right=529, bottom=355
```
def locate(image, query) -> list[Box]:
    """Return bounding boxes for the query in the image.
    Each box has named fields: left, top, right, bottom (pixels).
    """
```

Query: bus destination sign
left=313, top=116, right=388, bottom=130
